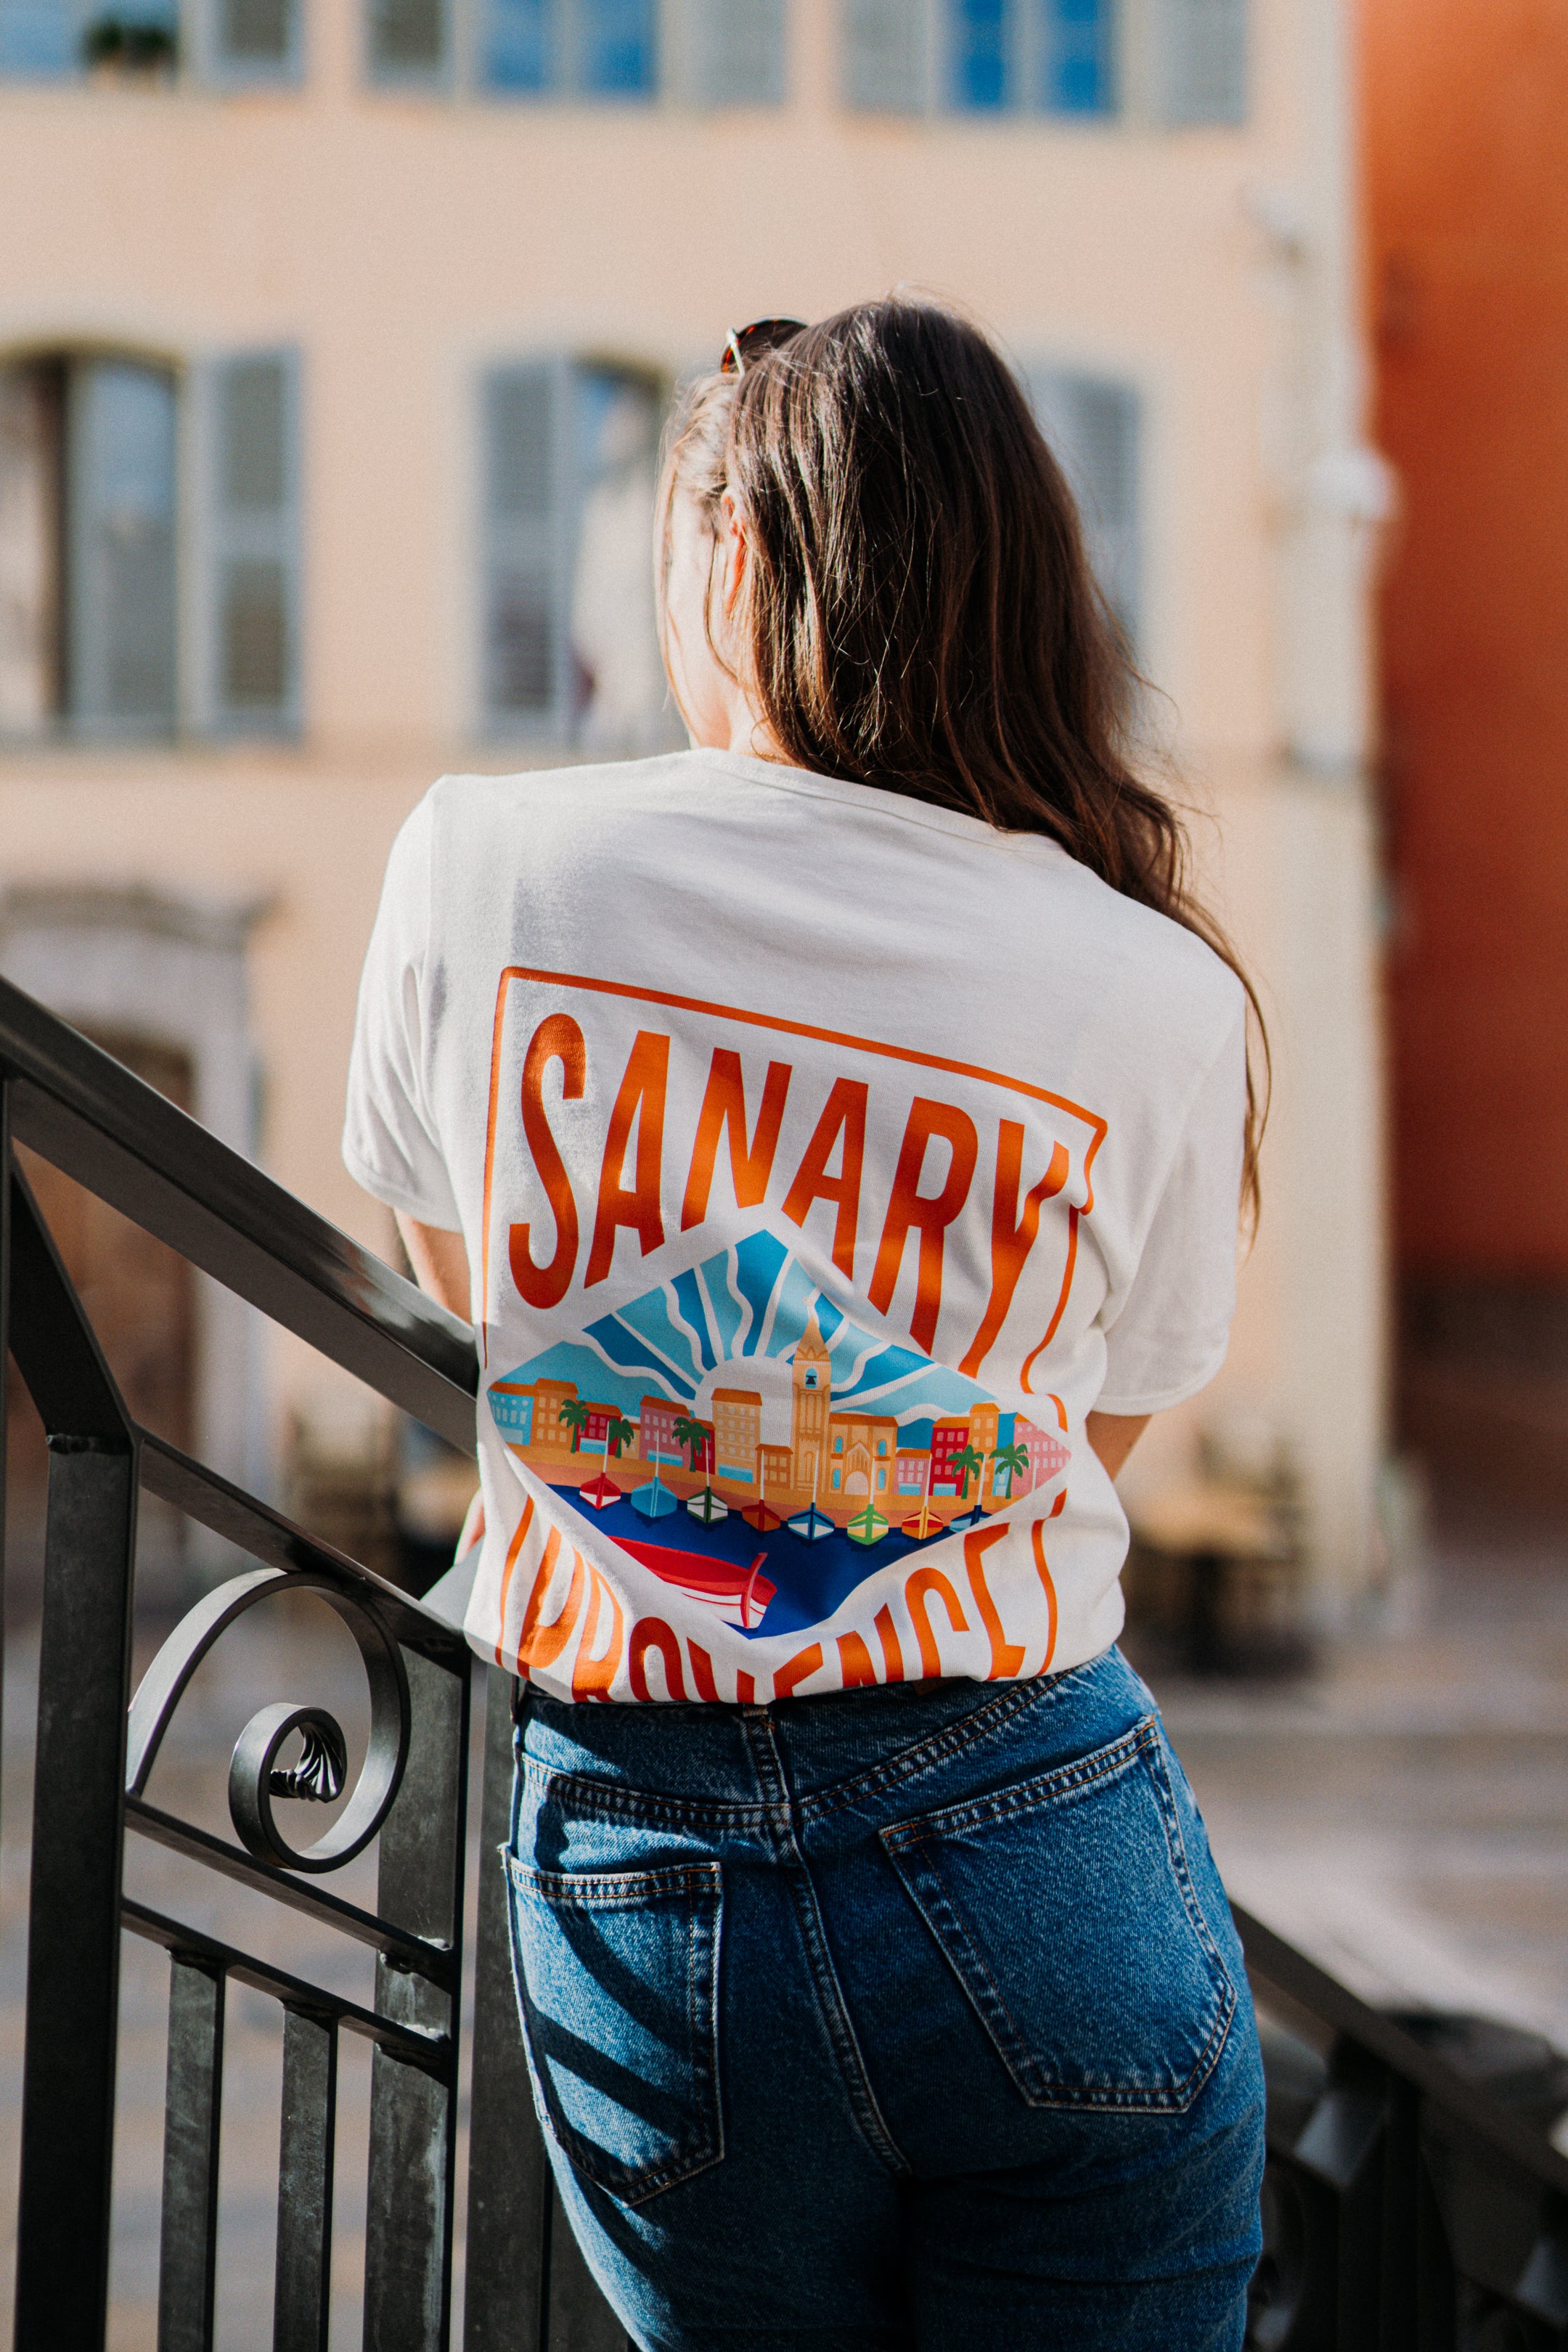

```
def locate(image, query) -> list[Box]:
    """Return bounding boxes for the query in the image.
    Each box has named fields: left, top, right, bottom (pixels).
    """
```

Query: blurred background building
left=1364, top=0, right=1568, bottom=1521
left=0, top=0, right=1387, bottom=1633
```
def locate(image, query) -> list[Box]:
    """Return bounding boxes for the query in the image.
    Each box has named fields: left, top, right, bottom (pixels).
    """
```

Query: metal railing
left=0, top=972, right=616, bottom=2350
left=0, top=968, right=1564, bottom=2350
left=1238, top=1910, right=1568, bottom=2349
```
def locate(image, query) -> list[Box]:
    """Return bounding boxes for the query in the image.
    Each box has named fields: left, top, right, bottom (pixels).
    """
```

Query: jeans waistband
left=515, top=1644, right=1147, bottom=1810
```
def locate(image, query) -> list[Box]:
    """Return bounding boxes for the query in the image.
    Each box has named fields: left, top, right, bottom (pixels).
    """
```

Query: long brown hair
left=659, top=298, right=1267, bottom=1226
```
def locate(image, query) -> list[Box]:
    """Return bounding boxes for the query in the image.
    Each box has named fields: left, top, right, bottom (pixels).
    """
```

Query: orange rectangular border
left=480, top=966, right=1107, bottom=1376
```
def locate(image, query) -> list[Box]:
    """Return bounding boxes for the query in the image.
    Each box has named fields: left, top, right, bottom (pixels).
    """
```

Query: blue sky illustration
left=489, top=1230, right=997, bottom=1426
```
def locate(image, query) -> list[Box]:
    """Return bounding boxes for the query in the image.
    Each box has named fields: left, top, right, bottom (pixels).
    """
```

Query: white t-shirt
left=344, top=750, right=1245, bottom=1705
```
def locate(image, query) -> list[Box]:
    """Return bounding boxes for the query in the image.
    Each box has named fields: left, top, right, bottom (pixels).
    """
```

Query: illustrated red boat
left=618, top=1540, right=777, bottom=1630
left=578, top=1471, right=621, bottom=1510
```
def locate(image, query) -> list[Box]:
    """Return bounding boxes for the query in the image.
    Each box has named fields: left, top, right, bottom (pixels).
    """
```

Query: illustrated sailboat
left=686, top=1484, right=729, bottom=1526
left=630, top=1455, right=678, bottom=1521
left=787, top=1500, right=833, bottom=1543
left=578, top=1469, right=621, bottom=1510
left=846, top=1500, right=888, bottom=1547
left=741, top=1456, right=783, bottom=1532
left=902, top=1453, right=943, bottom=1541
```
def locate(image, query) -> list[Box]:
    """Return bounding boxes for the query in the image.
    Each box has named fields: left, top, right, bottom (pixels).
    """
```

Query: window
left=845, top=0, right=1114, bottom=116
left=0, top=347, right=300, bottom=741
left=483, top=0, right=656, bottom=94
left=843, top=0, right=1243, bottom=121
left=482, top=358, right=678, bottom=748
left=1, top=357, right=176, bottom=736
left=1026, top=367, right=1140, bottom=648
left=0, top=0, right=299, bottom=78
left=202, top=0, right=301, bottom=78
left=372, top=0, right=785, bottom=100
left=1151, top=0, right=1242, bottom=123
left=0, top=0, right=173, bottom=75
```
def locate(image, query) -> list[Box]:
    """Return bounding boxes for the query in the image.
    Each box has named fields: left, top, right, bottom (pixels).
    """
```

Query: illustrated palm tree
left=952, top=1442, right=987, bottom=1501
left=558, top=1399, right=592, bottom=1455
left=605, top=1415, right=634, bottom=1461
left=672, top=1413, right=709, bottom=1471
left=988, top=1440, right=1029, bottom=1500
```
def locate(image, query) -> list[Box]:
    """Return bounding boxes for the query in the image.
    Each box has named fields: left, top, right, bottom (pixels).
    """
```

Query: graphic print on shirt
left=487, top=1231, right=1073, bottom=1643
left=473, top=968, right=1107, bottom=1702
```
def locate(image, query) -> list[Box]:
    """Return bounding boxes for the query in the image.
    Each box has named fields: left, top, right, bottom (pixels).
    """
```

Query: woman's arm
left=398, top=1213, right=472, bottom=1321
left=1085, top=1411, right=1151, bottom=1482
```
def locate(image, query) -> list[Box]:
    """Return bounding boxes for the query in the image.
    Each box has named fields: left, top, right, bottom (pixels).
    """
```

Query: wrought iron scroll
left=126, top=1565, right=412, bottom=1871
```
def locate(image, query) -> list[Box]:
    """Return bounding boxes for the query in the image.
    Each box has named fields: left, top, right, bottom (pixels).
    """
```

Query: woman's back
left=346, top=738, right=1244, bottom=1701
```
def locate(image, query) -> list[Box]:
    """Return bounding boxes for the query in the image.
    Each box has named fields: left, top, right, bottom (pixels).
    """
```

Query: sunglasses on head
left=722, top=317, right=808, bottom=376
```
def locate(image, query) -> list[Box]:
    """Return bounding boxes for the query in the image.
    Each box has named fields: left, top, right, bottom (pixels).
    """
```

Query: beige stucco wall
left=0, top=0, right=1388, bottom=1611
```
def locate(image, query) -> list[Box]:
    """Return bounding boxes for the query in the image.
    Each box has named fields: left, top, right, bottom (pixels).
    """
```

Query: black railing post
left=362, top=1643, right=468, bottom=2351
left=0, top=1076, right=10, bottom=1798
left=276, top=2006, right=340, bottom=2352
left=464, top=1667, right=628, bottom=2352
left=7, top=1166, right=138, bottom=2352
left=466, top=1666, right=552, bottom=2351
left=158, top=1953, right=226, bottom=2352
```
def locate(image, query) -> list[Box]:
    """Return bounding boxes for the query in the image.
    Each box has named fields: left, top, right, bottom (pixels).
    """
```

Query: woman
left=345, top=300, right=1267, bottom=2349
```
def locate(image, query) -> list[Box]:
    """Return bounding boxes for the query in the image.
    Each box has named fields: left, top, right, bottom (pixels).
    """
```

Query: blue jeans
left=505, top=1647, right=1265, bottom=2350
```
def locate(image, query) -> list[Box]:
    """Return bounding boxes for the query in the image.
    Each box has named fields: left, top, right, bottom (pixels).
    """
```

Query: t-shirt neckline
left=687, top=746, right=1063, bottom=857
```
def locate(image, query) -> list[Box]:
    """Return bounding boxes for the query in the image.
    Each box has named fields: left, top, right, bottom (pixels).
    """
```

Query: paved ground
left=1146, top=1484, right=1568, bottom=2090
left=0, top=1484, right=1561, bottom=2344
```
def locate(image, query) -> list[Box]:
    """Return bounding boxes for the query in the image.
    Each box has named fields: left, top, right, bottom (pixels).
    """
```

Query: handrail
left=1236, top=1905, right=1568, bottom=2194
left=0, top=971, right=478, bottom=1452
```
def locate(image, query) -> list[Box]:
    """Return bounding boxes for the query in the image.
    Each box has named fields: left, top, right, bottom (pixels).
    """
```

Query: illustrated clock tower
left=789, top=1310, right=832, bottom=1501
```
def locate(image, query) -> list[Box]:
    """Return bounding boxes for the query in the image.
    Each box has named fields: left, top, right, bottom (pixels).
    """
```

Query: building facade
left=1362, top=0, right=1568, bottom=1493
left=0, top=0, right=1386, bottom=1617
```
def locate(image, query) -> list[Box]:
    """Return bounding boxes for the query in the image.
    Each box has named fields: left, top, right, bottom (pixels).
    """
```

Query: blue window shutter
left=1027, top=368, right=1140, bottom=647
left=573, top=0, right=656, bottom=91
left=844, top=0, right=926, bottom=110
left=483, top=362, right=565, bottom=731
left=367, top=0, right=447, bottom=78
left=1039, top=0, right=1111, bottom=114
left=0, top=0, right=81, bottom=76
left=948, top=0, right=1008, bottom=107
left=201, top=0, right=302, bottom=81
left=483, top=0, right=552, bottom=88
left=69, top=360, right=179, bottom=735
left=690, top=0, right=784, bottom=104
left=195, top=351, right=302, bottom=734
left=1151, top=0, right=1243, bottom=125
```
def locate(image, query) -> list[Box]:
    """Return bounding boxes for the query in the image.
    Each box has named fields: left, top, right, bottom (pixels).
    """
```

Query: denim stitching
left=799, top=1660, right=1105, bottom=1825
left=879, top=1715, right=1156, bottom=1850
left=740, top=1713, right=912, bottom=2179
left=502, top=1818, right=727, bottom=2203
left=522, top=1755, right=770, bottom=1832
left=880, top=1718, right=1237, bottom=2115
left=513, top=1858, right=722, bottom=1906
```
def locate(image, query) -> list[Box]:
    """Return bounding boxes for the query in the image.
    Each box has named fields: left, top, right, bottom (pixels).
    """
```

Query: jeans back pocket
left=505, top=1853, right=724, bottom=2204
left=881, top=1716, right=1234, bottom=2114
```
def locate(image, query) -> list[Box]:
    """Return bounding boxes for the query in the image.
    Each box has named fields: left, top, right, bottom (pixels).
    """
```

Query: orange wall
left=1366, top=0, right=1568, bottom=1275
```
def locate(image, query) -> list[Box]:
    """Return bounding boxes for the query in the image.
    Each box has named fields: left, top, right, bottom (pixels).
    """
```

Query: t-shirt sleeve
left=1095, top=1001, right=1247, bottom=1416
left=342, top=791, right=463, bottom=1232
